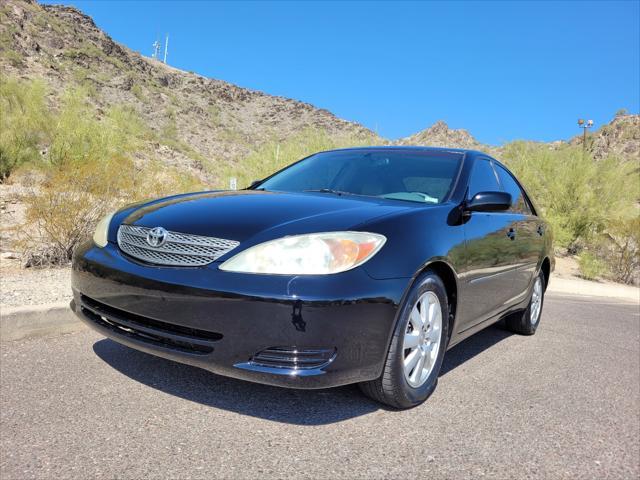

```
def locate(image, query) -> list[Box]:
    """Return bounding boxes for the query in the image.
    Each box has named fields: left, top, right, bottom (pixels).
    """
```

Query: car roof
left=317, top=145, right=487, bottom=157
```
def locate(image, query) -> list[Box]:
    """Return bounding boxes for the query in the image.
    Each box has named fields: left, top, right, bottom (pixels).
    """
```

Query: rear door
left=494, top=163, right=544, bottom=299
left=460, top=158, right=519, bottom=331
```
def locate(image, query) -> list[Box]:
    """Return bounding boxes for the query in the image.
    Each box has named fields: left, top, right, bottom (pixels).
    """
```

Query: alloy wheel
left=402, top=291, right=442, bottom=388
left=530, top=276, right=543, bottom=325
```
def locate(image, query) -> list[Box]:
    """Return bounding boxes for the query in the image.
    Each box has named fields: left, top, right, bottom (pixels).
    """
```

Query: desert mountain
left=1, top=0, right=637, bottom=182
left=395, top=120, right=488, bottom=151
left=0, top=0, right=377, bottom=182
left=397, top=115, right=639, bottom=162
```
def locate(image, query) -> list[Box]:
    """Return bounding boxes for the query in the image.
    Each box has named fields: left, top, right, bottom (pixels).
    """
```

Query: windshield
left=257, top=149, right=463, bottom=204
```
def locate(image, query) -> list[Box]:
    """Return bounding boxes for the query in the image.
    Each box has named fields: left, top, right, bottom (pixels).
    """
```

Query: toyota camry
left=71, top=146, right=554, bottom=408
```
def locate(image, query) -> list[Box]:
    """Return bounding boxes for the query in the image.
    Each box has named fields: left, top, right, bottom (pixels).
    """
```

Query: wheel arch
left=541, top=257, right=551, bottom=291
left=374, top=257, right=461, bottom=384
left=413, top=259, right=459, bottom=343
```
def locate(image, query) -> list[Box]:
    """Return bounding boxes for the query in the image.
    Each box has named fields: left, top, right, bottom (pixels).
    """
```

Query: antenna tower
left=163, top=34, right=169, bottom=64
left=152, top=39, right=161, bottom=60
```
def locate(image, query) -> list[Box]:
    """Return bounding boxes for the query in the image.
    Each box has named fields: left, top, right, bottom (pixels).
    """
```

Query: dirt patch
left=1, top=183, right=72, bottom=308
left=0, top=183, right=28, bottom=256
left=553, top=254, right=581, bottom=279
left=1, top=264, right=71, bottom=308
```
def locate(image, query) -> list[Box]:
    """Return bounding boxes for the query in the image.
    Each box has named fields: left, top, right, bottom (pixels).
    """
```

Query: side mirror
left=465, top=191, right=512, bottom=212
left=248, top=179, right=262, bottom=189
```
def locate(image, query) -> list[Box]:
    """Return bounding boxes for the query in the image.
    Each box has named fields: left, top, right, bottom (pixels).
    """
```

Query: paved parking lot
left=1, top=293, right=638, bottom=479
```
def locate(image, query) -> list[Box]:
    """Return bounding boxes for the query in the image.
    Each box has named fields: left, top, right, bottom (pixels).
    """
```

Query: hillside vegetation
left=0, top=0, right=378, bottom=185
left=500, top=143, right=638, bottom=284
left=0, top=0, right=638, bottom=284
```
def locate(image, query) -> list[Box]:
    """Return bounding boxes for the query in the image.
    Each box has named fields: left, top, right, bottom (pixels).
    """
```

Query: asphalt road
left=1, top=293, right=638, bottom=479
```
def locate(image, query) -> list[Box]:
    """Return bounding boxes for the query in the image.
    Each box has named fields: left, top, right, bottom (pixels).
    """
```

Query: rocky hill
left=0, top=0, right=377, bottom=183
left=395, top=120, right=488, bottom=151
left=1, top=0, right=637, bottom=182
left=397, top=115, right=639, bottom=162
left=570, top=112, right=640, bottom=161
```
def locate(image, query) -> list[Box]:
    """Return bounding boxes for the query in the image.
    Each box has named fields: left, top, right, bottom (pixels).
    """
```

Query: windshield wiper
left=303, top=188, right=355, bottom=196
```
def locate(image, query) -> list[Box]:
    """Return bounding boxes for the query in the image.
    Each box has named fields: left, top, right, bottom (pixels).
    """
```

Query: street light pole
left=577, top=118, right=594, bottom=152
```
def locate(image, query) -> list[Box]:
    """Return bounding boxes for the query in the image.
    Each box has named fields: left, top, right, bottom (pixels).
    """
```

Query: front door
left=459, top=159, right=519, bottom=332
left=494, top=163, right=544, bottom=299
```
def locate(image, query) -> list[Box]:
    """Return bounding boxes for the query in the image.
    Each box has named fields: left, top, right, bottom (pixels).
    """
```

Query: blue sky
left=45, top=1, right=639, bottom=144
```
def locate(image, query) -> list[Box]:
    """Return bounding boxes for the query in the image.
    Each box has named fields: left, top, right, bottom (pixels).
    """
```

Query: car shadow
left=92, top=323, right=512, bottom=425
left=92, top=339, right=380, bottom=425
left=440, top=323, right=513, bottom=376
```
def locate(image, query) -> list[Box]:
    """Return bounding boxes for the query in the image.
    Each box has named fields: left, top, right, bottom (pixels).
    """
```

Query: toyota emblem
left=146, top=227, right=168, bottom=247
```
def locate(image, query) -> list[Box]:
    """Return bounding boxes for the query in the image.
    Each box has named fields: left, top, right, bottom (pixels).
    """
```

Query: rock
left=1, top=252, right=20, bottom=260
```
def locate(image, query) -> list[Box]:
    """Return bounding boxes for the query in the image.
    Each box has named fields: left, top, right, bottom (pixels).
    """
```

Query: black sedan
left=71, top=147, right=554, bottom=408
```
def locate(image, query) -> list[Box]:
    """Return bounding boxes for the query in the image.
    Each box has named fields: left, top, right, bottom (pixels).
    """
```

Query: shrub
left=47, top=86, right=145, bottom=168
left=602, top=217, right=640, bottom=285
left=578, top=252, right=606, bottom=280
left=208, top=104, right=222, bottom=127
left=13, top=82, right=204, bottom=266
left=161, top=107, right=179, bottom=141
left=501, top=142, right=638, bottom=251
left=0, top=78, right=51, bottom=179
left=131, top=83, right=146, bottom=102
left=21, top=158, right=204, bottom=266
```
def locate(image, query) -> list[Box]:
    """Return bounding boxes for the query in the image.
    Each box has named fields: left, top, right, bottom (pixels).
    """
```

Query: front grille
left=117, top=225, right=239, bottom=267
left=80, top=295, right=222, bottom=354
left=251, top=347, right=336, bottom=370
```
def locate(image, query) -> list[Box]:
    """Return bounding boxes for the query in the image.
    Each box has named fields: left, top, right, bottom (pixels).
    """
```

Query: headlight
left=93, top=212, right=115, bottom=248
left=219, top=231, right=386, bottom=275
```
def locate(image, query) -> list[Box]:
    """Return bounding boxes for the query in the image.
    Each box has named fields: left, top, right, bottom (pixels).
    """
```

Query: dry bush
left=578, top=251, right=606, bottom=281
left=602, top=217, right=640, bottom=285
left=19, top=159, right=204, bottom=266
left=8, top=80, right=205, bottom=267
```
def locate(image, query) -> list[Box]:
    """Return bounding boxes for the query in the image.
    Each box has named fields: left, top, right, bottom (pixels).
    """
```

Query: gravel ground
left=0, top=264, right=71, bottom=308
left=1, top=294, right=638, bottom=479
left=0, top=183, right=74, bottom=309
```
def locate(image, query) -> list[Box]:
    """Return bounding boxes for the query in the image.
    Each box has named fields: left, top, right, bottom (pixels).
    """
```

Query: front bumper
left=71, top=241, right=409, bottom=389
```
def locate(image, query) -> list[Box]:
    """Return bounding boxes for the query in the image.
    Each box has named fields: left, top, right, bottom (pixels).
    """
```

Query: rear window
left=495, top=164, right=533, bottom=215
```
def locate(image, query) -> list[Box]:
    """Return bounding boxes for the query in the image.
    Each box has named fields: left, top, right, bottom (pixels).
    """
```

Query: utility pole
left=163, top=34, right=169, bottom=64
left=152, top=39, right=160, bottom=60
left=577, top=118, right=594, bottom=152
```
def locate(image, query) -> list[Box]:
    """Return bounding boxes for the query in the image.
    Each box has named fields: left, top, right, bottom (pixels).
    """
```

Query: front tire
left=359, top=271, right=449, bottom=409
left=505, top=271, right=545, bottom=335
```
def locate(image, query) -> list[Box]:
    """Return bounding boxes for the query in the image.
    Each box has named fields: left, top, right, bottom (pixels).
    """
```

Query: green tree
left=0, top=78, right=51, bottom=179
left=501, top=142, right=638, bottom=251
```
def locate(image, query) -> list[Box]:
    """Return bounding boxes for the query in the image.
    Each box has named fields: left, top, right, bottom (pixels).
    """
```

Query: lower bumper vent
left=79, top=295, right=222, bottom=355
left=251, top=347, right=336, bottom=370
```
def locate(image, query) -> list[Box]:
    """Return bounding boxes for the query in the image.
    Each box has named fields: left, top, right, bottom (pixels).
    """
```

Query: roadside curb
left=547, top=278, right=639, bottom=304
left=0, top=302, right=85, bottom=342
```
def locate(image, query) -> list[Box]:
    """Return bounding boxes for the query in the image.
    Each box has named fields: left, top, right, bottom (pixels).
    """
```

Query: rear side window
left=494, top=164, right=533, bottom=215
left=468, top=159, right=500, bottom=198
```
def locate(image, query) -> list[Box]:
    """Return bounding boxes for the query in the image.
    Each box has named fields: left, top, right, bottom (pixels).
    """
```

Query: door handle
left=537, top=225, right=544, bottom=236
left=507, top=228, right=516, bottom=240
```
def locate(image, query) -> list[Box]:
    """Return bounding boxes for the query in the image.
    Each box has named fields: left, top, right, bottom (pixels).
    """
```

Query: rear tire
left=359, top=271, right=449, bottom=409
left=505, top=271, right=545, bottom=335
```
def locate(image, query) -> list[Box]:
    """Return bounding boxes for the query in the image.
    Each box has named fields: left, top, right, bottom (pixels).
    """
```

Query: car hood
left=121, top=190, right=414, bottom=245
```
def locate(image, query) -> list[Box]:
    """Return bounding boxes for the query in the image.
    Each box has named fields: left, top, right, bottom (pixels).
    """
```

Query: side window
left=468, top=159, right=500, bottom=199
left=495, top=164, right=532, bottom=215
